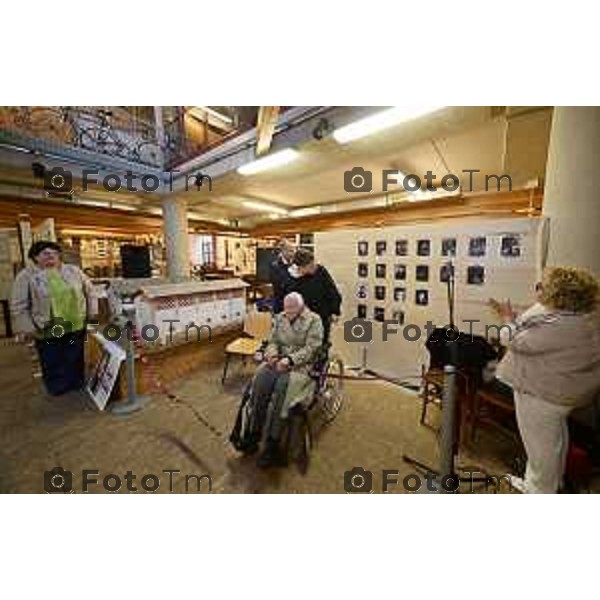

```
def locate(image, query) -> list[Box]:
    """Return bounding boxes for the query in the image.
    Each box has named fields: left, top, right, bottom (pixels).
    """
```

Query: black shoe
left=256, top=441, right=287, bottom=469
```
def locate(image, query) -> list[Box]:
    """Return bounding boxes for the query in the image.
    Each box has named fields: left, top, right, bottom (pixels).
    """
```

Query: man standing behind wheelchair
left=231, top=292, right=324, bottom=468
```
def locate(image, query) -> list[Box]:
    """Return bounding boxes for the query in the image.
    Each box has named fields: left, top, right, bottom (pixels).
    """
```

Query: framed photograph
left=501, top=234, right=521, bottom=258
left=357, top=304, right=367, bottom=319
left=374, top=307, right=385, bottom=322
left=416, top=265, right=429, bottom=282
left=357, top=241, right=369, bottom=256
left=376, top=263, right=387, bottom=279
left=394, top=264, right=407, bottom=280
left=440, top=264, right=453, bottom=283
left=391, top=309, right=405, bottom=325
left=467, top=265, right=485, bottom=285
left=469, top=236, right=487, bottom=257
left=358, top=263, right=368, bottom=278
left=375, top=285, right=386, bottom=301
left=417, top=239, right=431, bottom=257
left=395, top=240, right=408, bottom=256
left=376, top=241, right=387, bottom=256
left=415, top=289, right=429, bottom=306
left=393, top=287, right=406, bottom=302
left=356, top=284, right=369, bottom=300
left=86, top=333, right=127, bottom=410
left=441, top=238, right=457, bottom=257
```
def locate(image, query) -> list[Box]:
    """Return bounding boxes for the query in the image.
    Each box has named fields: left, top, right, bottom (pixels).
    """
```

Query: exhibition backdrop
left=316, top=215, right=544, bottom=382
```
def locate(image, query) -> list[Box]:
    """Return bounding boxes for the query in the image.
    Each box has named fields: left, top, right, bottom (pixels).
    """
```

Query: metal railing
left=0, top=106, right=164, bottom=167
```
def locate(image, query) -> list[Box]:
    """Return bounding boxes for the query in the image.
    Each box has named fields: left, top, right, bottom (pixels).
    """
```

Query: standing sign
left=86, top=332, right=126, bottom=410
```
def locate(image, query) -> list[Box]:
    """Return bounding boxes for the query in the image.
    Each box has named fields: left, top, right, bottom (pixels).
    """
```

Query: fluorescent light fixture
left=187, top=211, right=207, bottom=221
left=290, top=207, right=320, bottom=218
left=243, top=200, right=289, bottom=215
left=333, top=106, right=445, bottom=143
left=111, top=203, right=136, bottom=211
left=77, top=199, right=110, bottom=208
left=237, top=148, right=299, bottom=176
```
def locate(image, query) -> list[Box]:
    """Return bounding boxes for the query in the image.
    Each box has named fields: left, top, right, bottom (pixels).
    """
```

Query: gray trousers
left=251, top=364, right=290, bottom=442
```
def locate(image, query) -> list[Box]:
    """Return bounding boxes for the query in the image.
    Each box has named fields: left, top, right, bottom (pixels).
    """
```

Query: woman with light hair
left=491, top=267, right=600, bottom=493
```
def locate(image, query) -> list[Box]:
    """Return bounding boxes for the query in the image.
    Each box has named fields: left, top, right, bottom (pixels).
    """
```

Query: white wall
left=316, top=216, right=543, bottom=382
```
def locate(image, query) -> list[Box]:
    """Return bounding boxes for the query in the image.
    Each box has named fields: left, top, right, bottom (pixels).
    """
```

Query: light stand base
left=110, top=395, right=151, bottom=416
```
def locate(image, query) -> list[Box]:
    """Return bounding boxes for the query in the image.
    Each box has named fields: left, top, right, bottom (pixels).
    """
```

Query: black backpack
left=230, top=381, right=266, bottom=454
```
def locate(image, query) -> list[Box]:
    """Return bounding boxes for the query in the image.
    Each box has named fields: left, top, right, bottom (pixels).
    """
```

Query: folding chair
left=221, top=310, right=272, bottom=384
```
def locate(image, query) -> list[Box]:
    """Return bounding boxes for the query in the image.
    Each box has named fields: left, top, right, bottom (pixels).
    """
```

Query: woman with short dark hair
left=290, top=248, right=342, bottom=344
left=11, top=241, right=98, bottom=396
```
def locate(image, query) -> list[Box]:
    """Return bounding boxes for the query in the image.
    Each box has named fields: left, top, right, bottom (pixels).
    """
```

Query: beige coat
left=10, top=264, right=98, bottom=334
left=497, top=304, right=600, bottom=407
left=265, top=307, right=324, bottom=415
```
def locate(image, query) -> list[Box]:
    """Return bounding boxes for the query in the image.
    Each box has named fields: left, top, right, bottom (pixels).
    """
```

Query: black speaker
left=120, top=245, right=151, bottom=278
left=256, top=247, right=277, bottom=283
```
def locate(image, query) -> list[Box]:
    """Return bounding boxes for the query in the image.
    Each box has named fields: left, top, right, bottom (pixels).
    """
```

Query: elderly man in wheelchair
left=230, top=291, right=327, bottom=468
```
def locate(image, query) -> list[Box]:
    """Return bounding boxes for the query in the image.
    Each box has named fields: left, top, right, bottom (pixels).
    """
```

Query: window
left=192, top=234, right=215, bottom=265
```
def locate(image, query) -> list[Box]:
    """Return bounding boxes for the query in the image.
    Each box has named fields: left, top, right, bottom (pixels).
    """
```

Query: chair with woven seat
left=420, top=364, right=471, bottom=431
left=221, top=309, right=272, bottom=384
left=469, top=379, right=517, bottom=442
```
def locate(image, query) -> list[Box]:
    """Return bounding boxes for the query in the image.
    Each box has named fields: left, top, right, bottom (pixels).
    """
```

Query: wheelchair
left=230, top=343, right=344, bottom=474
left=289, top=343, right=345, bottom=472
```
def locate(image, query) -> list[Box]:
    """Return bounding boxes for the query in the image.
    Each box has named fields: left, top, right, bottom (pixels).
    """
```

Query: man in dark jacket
left=269, top=239, right=296, bottom=313
left=290, top=248, right=342, bottom=343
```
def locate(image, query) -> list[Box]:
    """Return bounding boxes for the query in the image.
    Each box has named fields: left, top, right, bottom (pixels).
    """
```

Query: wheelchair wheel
left=319, top=355, right=344, bottom=424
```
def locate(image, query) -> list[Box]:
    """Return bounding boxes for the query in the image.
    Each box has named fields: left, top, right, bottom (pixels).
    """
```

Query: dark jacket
left=269, top=256, right=293, bottom=313
left=290, top=265, right=342, bottom=326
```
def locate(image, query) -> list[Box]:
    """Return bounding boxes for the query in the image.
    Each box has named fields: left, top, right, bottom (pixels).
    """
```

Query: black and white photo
left=394, top=264, right=407, bottom=280
left=393, top=286, right=406, bottom=302
left=501, top=234, right=521, bottom=258
left=415, top=289, right=429, bottom=306
left=441, top=238, right=457, bottom=257
left=417, top=239, right=431, bottom=257
left=395, top=239, right=408, bottom=256
left=469, top=236, right=487, bottom=257
left=376, top=240, right=387, bottom=256
left=391, top=309, right=405, bottom=325
left=467, top=265, right=485, bottom=285
left=416, top=265, right=429, bottom=282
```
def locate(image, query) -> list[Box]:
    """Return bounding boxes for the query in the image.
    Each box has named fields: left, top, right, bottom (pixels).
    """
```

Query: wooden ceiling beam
left=256, top=106, right=280, bottom=156
left=0, top=197, right=237, bottom=236
left=248, top=188, right=544, bottom=236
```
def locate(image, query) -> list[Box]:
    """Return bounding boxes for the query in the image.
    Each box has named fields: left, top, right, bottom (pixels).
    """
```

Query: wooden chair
left=469, top=382, right=517, bottom=442
left=420, top=365, right=471, bottom=433
left=221, top=310, right=272, bottom=384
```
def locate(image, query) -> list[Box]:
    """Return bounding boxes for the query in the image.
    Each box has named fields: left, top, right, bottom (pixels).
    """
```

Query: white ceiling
left=171, top=106, right=552, bottom=223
